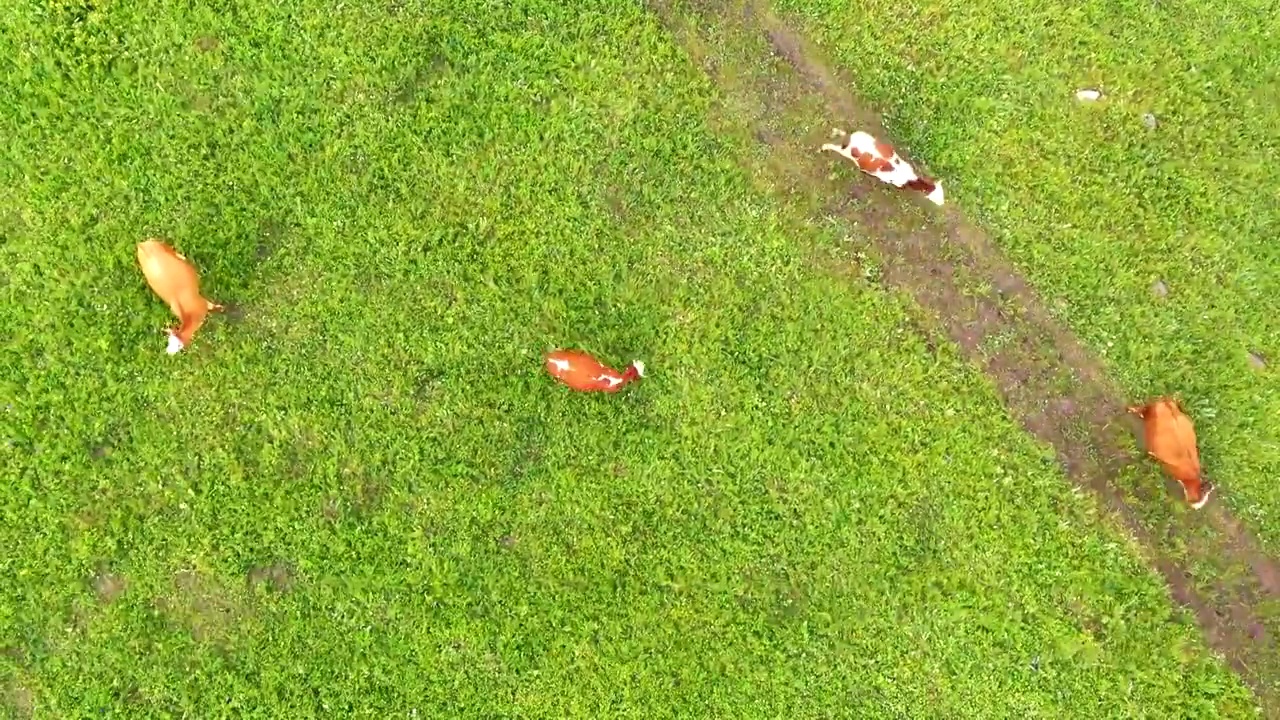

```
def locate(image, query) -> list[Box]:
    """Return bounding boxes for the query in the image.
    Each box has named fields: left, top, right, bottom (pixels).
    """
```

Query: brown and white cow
left=822, top=129, right=945, bottom=206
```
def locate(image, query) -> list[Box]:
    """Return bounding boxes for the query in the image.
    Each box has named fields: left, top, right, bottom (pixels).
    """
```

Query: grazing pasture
left=0, top=0, right=1271, bottom=716
left=779, top=0, right=1280, bottom=549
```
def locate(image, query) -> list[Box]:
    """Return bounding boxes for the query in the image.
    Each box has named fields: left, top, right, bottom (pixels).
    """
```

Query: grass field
left=0, top=0, right=1268, bottom=716
left=777, top=0, right=1280, bottom=549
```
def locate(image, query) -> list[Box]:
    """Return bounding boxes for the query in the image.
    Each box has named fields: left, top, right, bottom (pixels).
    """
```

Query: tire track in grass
left=646, top=0, right=1280, bottom=709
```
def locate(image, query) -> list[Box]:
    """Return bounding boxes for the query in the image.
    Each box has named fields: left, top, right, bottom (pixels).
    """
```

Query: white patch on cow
left=1190, top=485, right=1213, bottom=510
left=925, top=183, right=945, bottom=206
left=548, top=358, right=570, bottom=372
left=596, top=374, right=623, bottom=387
left=630, top=360, right=645, bottom=377
left=166, top=332, right=185, bottom=354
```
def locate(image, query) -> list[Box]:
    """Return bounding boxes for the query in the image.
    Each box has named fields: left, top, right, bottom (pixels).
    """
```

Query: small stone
left=1151, top=280, right=1169, bottom=298
left=1248, top=351, right=1267, bottom=370
left=1075, top=89, right=1103, bottom=101
left=1142, top=113, right=1158, bottom=129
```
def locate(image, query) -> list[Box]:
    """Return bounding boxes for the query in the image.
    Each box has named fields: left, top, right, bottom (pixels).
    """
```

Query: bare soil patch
left=5, top=683, right=34, bottom=719
left=156, top=568, right=247, bottom=644
left=247, top=561, right=296, bottom=594
left=91, top=565, right=127, bottom=604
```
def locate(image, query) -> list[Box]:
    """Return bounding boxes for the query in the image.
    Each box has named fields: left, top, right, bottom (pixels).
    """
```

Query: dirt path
left=647, top=0, right=1280, bottom=710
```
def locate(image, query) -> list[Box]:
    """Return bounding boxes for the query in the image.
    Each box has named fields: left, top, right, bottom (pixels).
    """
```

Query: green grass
left=0, top=0, right=1259, bottom=716
left=776, top=0, right=1280, bottom=548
